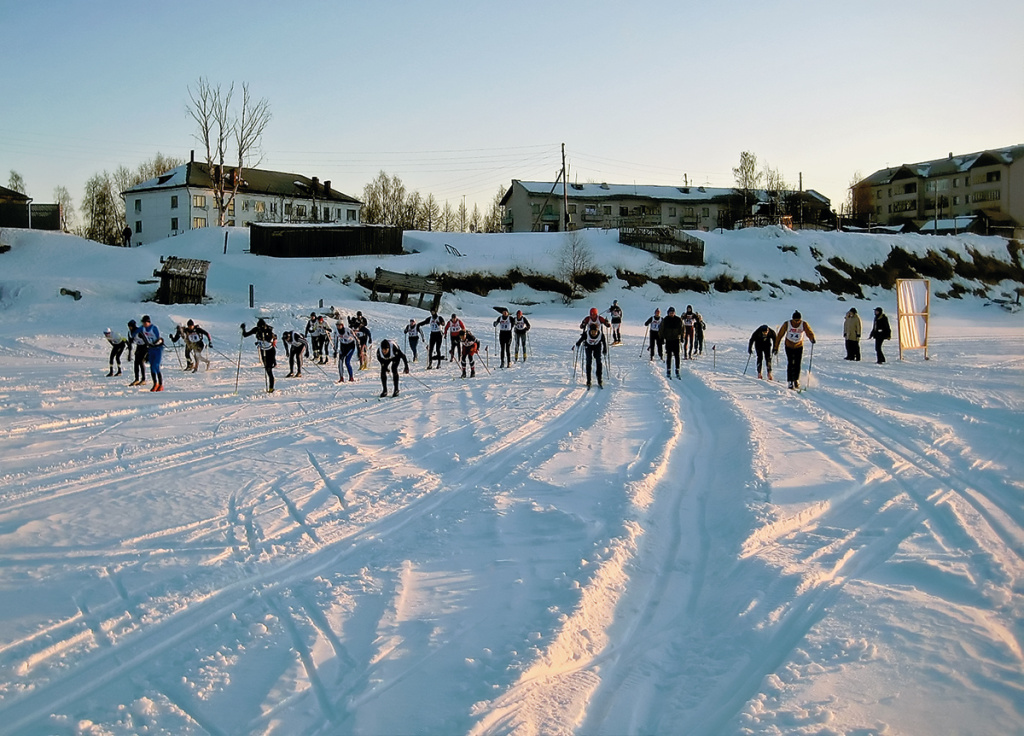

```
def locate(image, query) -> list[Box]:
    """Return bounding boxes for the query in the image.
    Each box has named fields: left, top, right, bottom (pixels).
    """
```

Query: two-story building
left=500, top=179, right=830, bottom=233
left=854, top=144, right=1024, bottom=235
left=122, top=156, right=362, bottom=246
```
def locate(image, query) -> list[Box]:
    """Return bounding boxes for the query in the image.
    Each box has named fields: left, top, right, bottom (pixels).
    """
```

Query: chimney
left=190, top=149, right=194, bottom=163
left=324, top=180, right=331, bottom=195
left=312, top=176, right=319, bottom=193
left=949, top=152, right=953, bottom=159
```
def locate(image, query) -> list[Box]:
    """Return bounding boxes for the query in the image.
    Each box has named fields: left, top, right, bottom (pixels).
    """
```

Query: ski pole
left=743, top=350, right=751, bottom=375
left=171, top=333, right=184, bottom=369
left=804, top=341, right=814, bottom=390
left=234, top=333, right=244, bottom=394
left=638, top=326, right=649, bottom=358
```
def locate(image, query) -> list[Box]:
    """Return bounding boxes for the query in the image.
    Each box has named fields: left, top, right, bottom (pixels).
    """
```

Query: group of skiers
left=103, top=300, right=893, bottom=397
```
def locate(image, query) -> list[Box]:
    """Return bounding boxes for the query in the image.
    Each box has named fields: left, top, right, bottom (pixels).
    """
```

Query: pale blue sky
left=3, top=0, right=1022, bottom=219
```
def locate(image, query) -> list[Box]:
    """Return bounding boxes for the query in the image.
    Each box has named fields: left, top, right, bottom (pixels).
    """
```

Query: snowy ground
left=0, top=226, right=1021, bottom=735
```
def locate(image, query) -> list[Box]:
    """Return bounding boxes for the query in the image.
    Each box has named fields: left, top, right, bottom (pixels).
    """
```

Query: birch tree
left=187, top=78, right=271, bottom=226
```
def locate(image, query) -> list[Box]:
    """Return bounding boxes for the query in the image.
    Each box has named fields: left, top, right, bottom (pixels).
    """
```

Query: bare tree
left=187, top=77, right=271, bottom=226
left=439, top=201, right=456, bottom=232
left=53, top=185, right=76, bottom=232
left=848, top=170, right=872, bottom=221
left=483, top=185, right=507, bottom=233
left=82, top=172, right=121, bottom=245
left=733, top=151, right=763, bottom=218
left=558, top=230, right=596, bottom=304
left=457, top=198, right=469, bottom=233
left=8, top=170, right=26, bottom=194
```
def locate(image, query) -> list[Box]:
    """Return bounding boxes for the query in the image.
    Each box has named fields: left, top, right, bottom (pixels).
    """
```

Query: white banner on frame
left=897, top=278, right=930, bottom=359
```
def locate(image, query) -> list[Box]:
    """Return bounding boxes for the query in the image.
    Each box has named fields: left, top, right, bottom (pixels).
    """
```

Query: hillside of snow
left=0, top=225, right=1021, bottom=735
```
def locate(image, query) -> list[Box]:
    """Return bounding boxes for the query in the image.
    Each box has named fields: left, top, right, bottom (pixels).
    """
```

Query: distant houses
left=854, top=144, right=1024, bottom=237
left=499, top=180, right=831, bottom=233
left=122, top=156, right=362, bottom=246
left=0, top=185, right=60, bottom=231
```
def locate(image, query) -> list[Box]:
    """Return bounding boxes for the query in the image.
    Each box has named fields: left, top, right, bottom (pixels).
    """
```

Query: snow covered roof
left=860, top=143, right=1024, bottom=186
left=124, top=162, right=361, bottom=204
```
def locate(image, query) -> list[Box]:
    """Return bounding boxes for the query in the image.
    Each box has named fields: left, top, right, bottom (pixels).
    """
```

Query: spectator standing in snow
left=748, top=324, right=777, bottom=380
left=140, top=315, right=165, bottom=392
left=661, top=306, right=683, bottom=378
left=575, top=316, right=608, bottom=388
left=644, top=308, right=664, bottom=361
left=103, top=327, right=128, bottom=376
left=419, top=310, right=446, bottom=369
left=843, top=308, right=862, bottom=361
left=494, top=309, right=514, bottom=368
left=404, top=319, right=423, bottom=362
left=775, top=310, right=816, bottom=389
left=513, top=310, right=531, bottom=361
left=869, top=307, right=892, bottom=363
left=376, top=338, right=409, bottom=397
left=241, top=319, right=277, bottom=393
left=608, top=300, right=623, bottom=344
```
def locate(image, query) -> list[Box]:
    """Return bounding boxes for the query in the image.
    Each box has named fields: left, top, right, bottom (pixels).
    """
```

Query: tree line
left=359, top=171, right=506, bottom=233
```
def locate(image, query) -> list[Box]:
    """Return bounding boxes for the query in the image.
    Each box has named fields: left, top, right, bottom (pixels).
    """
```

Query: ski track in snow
left=1, top=318, right=1022, bottom=734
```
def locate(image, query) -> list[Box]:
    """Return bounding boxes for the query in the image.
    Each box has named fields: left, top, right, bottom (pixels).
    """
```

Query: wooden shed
left=153, top=257, right=210, bottom=305
left=370, top=268, right=443, bottom=312
left=618, top=226, right=705, bottom=266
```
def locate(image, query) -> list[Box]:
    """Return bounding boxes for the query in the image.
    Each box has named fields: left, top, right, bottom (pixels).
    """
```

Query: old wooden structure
left=153, top=256, right=210, bottom=305
left=618, top=226, right=705, bottom=266
left=249, top=223, right=403, bottom=258
left=370, top=268, right=442, bottom=312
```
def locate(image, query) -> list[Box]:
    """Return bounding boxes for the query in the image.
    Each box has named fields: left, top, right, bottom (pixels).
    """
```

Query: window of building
left=973, top=189, right=1001, bottom=203
left=193, top=217, right=207, bottom=228
left=270, top=202, right=278, bottom=214
left=296, top=205, right=307, bottom=218
left=953, top=178, right=959, bottom=188
left=668, top=207, right=677, bottom=217
left=242, top=200, right=251, bottom=211
left=567, top=204, right=577, bottom=214
left=603, top=206, right=612, bottom=216
left=254, top=201, right=265, bottom=214
left=986, top=171, right=1001, bottom=183
left=193, top=195, right=207, bottom=208
left=902, top=182, right=917, bottom=194
left=171, top=217, right=178, bottom=231
left=134, top=220, right=142, bottom=233
left=953, top=196, right=959, bottom=206
left=684, top=207, right=694, bottom=216
left=226, top=200, right=235, bottom=216
left=134, top=199, right=141, bottom=212
left=702, top=207, right=709, bottom=217
left=284, top=203, right=292, bottom=216
left=171, top=195, right=178, bottom=209
left=347, top=209, right=357, bottom=221
left=619, top=207, right=628, bottom=217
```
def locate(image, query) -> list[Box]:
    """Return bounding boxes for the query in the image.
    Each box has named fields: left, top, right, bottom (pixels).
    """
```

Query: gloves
left=240, top=323, right=246, bottom=330
left=404, top=367, right=410, bottom=374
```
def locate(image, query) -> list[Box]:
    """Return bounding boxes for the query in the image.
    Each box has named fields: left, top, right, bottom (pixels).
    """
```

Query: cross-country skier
left=661, top=306, right=683, bottom=378
left=775, top=310, right=816, bottom=389
left=748, top=324, right=777, bottom=380
left=376, top=338, right=409, bottom=397
left=128, top=319, right=148, bottom=386
left=354, top=321, right=372, bottom=370
left=241, top=319, right=277, bottom=393
left=446, top=313, right=466, bottom=362
left=140, top=315, right=165, bottom=392
left=404, top=319, right=423, bottom=362
left=460, top=329, right=480, bottom=378
left=171, top=320, right=212, bottom=372
left=869, top=307, right=891, bottom=363
left=609, top=300, right=623, bottom=344
left=682, top=306, right=697, bottom=359
left=844, top=308, right=862, bottom=361
left=103, top=327, right=128, bottom=376
left=580, top=307, right=610, bottom=330
left=419, top=310, right=446, bottom=369
left=574, top=316, right=608, bottom=388
left=494, top=309, right=514, bottom=368
left=644, top=308, right=664, bottom=361
left=333, top=319, right=358, bottom=382
left=694, top=311, right=707, bottom=355
left=513, top=310, right=531, bottom=361
left=281, top=330, right=308, bottom=377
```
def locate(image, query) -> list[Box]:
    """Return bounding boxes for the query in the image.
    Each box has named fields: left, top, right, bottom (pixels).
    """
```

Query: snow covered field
left=0, top=226, right=1021, bottom=735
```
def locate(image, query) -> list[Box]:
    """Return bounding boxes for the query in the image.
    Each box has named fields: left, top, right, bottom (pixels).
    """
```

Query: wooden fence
left=370, top=268, right=443, bottom=312
left=618, top=226, right=705, bottom=266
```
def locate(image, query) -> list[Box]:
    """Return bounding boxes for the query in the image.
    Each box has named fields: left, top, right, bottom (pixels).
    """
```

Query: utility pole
left=561, top=143, right=569, bottom=232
